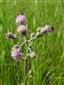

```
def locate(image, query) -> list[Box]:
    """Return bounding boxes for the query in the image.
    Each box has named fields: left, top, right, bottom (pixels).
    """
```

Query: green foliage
left=0, top=0, right=64, bottom=85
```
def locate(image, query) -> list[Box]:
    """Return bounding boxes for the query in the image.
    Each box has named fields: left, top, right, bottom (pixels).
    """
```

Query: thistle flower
left=6, top=32, right=17, bottom=39
left=17, top=25, right=27, bottom=35
left=16, top=15, right=26, bottom=25
left=11, top=44, right=21, bottom=60
left=40, top=25, right=54, bottom=33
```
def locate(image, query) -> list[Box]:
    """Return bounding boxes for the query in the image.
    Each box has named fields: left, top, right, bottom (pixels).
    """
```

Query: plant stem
left=20, top=36, right=37, bottom=47
left=20, top=32, right=44, bottom=47
left=22, top=32, right=42, bottom=85
left=24, top=55, right=29, bottom=85
left=24, top=57, right=27, bottom=85
left=27, top=36, right=36, bottom=43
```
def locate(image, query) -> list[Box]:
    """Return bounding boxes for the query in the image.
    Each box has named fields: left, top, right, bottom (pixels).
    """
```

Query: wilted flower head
left=40, top=25, right=54, bottom=33
left=16, top=15, right=26, bottom=25
left=6, top=32, right=17, bottom=39
left=17, top=25, right=27, bottom=35
left=11, top=44, right=21, bottom=60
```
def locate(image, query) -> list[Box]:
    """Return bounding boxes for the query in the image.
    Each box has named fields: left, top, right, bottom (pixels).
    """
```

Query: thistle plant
left=6, top=13, right=54, bottom=85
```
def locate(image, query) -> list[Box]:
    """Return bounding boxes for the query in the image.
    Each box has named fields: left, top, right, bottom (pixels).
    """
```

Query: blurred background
left=0, top=0, right=64, bottom=85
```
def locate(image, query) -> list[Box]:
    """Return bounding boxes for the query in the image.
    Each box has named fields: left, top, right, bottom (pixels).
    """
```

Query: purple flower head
left=16, top=15, right=26, bottom=25
left=40, top=25, right=54, bottom=33
left=17, top=25, right=27, bottom=35
left=11, top=45, right=21, bottom=60
left=6, top=32, right=17, bottom=40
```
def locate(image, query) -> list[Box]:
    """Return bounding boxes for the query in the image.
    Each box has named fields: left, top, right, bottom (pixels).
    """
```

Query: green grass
left=0, top=0, right=64, bottom=85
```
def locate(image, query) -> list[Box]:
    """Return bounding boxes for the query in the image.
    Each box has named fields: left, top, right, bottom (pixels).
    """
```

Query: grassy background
left=0, top=0, right=64, bottom=85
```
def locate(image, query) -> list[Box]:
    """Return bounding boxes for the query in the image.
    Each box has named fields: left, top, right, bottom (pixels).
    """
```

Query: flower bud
left=6, top=32, right=17, bottom=40
left=27, top=70, right=32, bottom=78
left=17, top=25, right=27, bottom=35
left=16, top=15, right=26, bottom=25
left=30, top=52, right=36, bottom=59
left=36, top=32, right=40, bottom=37
left=37, top=27, right=41, bottom=32
left=30, top=33, right=35, bottom=38
left=11, top=44, right=21, bottom=60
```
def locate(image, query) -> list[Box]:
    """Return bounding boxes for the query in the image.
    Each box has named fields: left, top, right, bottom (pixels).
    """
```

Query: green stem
left=24, top=55, right=29, bottom=85
left=24, top=56, right=28, bottom=85
left=20, top=32, right=44, bottom=47
left=22, top=32, right=42, bottom=85
left=20, top=36, right=37, bottom=47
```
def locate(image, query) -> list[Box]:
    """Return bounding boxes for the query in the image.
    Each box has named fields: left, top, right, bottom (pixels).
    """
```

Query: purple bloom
left=16, top=15, right=26, bottom=25
left=6, top=32, right=17, bottom=39
left=40, top=25, right=54, bottom=33
left=17, top=25, right=27, bottom=35
left=11, top=45, right=21, bottom=60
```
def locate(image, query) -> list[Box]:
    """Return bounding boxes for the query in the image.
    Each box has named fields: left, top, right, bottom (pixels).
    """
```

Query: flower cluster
left=6, top=14, right=27, bottom=60
left=6, top=13, right=54, bottom=85
left=6, top=14, right=54, bottom=60
left=16, top=14, right=27, bottom=35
